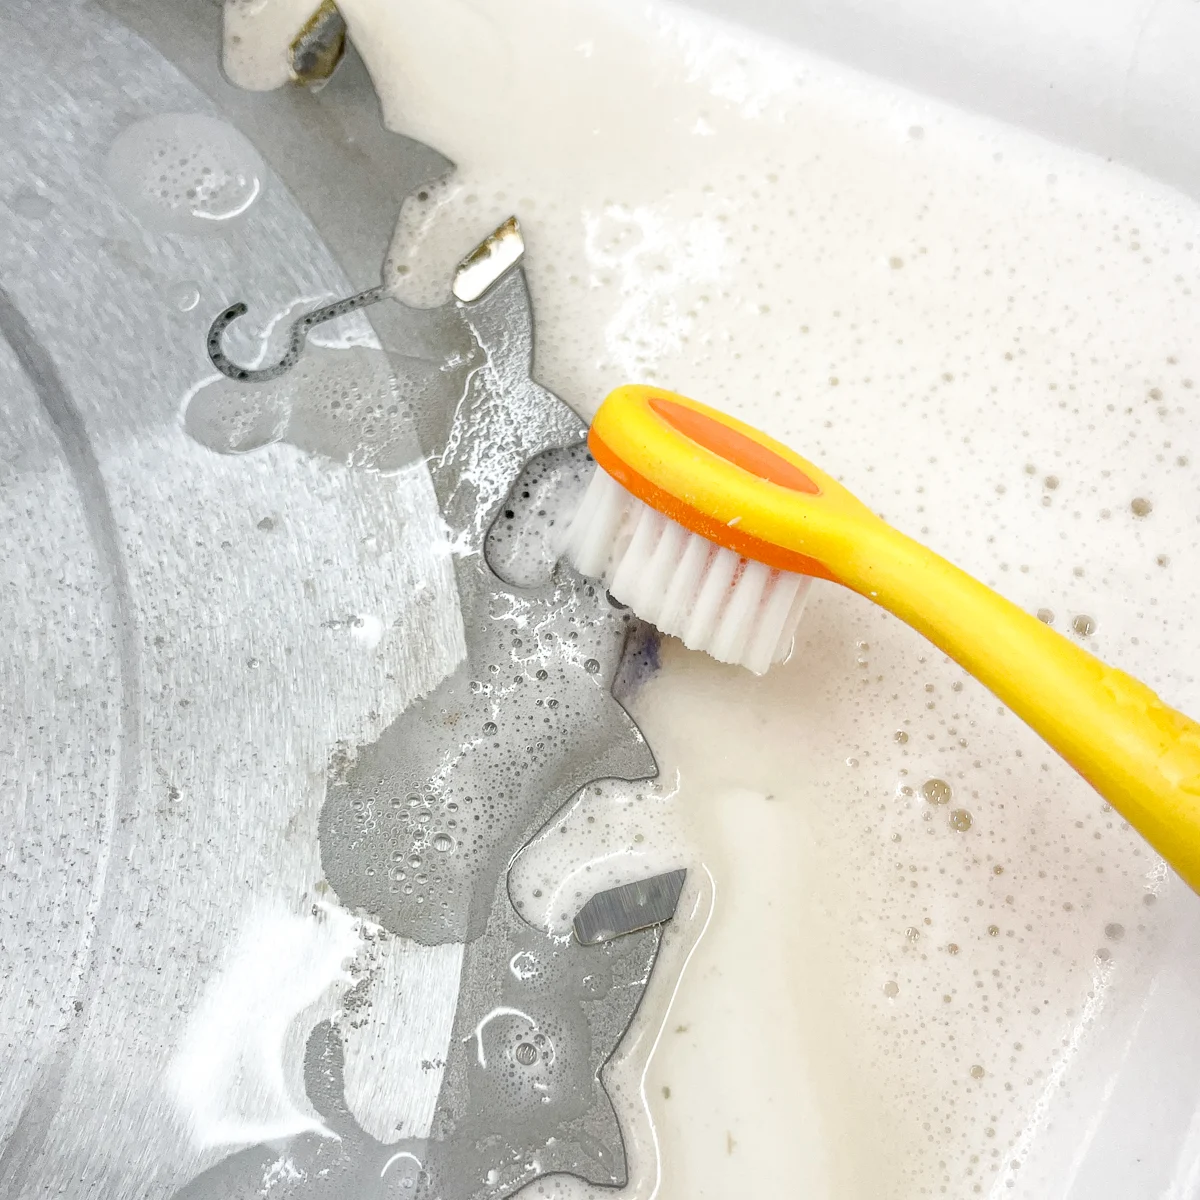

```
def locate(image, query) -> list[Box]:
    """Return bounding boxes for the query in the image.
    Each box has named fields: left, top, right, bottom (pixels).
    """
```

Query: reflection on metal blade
left=452, top=215, right=525, bottom=303
left=290, top=0, right=347, bottom=87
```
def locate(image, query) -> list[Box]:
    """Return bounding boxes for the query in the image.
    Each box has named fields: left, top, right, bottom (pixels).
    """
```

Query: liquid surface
left=105, top=113, right=264, bottom=234
left=223, top=3, right=1200, bottom=1197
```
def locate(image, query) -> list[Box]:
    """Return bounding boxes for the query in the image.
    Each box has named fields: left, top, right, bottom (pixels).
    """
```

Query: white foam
left=167, top=901, right=360, bottom=1147
left=223, top=0, right=321, bottom=90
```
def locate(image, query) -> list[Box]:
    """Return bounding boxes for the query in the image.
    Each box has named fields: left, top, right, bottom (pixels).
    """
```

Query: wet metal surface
left=207, top=284, right=391, bottom=382
left=1, top=2, right=677, bottom=1197
left=174, top=265, right=667, bottom=1199
left=207, top=216, right=523, bottom=382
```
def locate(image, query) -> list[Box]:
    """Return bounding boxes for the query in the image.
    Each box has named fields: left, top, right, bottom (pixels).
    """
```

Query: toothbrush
left=561, top=384, right=1200, bottom=893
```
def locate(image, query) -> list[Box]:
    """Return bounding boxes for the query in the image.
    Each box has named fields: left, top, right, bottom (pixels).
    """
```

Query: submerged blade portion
left=574, top=869, right=689, bottom=946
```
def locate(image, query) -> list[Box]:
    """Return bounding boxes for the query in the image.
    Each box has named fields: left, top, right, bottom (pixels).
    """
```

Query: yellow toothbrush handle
left=848, top=525, right=1200, bottom=890
left=589, top=384, right=1200, bottom=889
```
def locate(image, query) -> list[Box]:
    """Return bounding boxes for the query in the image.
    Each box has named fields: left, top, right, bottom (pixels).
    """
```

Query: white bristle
left=561, top=464, right=814, bottom=674
left=681, top=543, right=741, bottom=648
left=563, top=466, right=623, bottom=577
left=609, top=502, right=665, bottom=601
left=637, top=517, right=689, bottom=616
left=744, top=570, right=804, bottom=674
left=657, top=532, right=714, bottom=631
left=709, top=558, right=770, bottom=663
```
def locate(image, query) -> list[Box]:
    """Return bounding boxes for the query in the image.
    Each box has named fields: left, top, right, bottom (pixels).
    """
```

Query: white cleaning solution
left=227, top=2, right=1200, bottom=1197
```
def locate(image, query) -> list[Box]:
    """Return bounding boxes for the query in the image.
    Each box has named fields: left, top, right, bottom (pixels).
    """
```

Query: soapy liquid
left=223, top=2, right=1200, bottom=1197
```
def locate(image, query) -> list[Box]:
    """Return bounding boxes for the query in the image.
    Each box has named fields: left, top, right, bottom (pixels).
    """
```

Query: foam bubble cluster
left=105, top=112, right=264, bottom=235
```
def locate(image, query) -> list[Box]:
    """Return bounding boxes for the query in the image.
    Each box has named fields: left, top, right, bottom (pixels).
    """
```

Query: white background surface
left=688, top=0, right=1200, bottom=202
